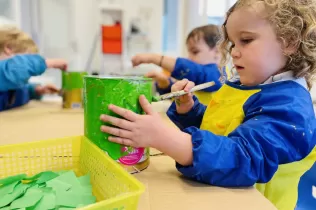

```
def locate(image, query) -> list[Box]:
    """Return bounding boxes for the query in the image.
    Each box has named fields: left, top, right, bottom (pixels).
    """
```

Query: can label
left=118, top=147, right=146, bottom=165
left=71, top=102, right=82, bottom=109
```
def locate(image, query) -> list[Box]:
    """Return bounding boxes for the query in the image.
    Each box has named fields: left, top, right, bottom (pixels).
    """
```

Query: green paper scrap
left=54, top=171, right=80, bottom=187
left=0, top=171, right=96, bottom=210
left=46, top=179, right=72, bottom=192
left=0, top=183, right=28, bottom=208
left=0, top=181, right=19, bottom=195
left=78, top=174, right=91, bottom=186
left=24, top=188, right=42, bottom=196
left=32, top=189, right=56, bottom=210
left=81, top=185, right=93, bottom=195
left=56, top=171, right=69, bottom=175
left=36, top=171, right=59, bottom=184
left=54, top=171, right=82, bottom=192
left=0, top=174, right=26, bottom=186
left=10, top=192, right=43, bottom=209
left=56, top=191, right=96, bottom=207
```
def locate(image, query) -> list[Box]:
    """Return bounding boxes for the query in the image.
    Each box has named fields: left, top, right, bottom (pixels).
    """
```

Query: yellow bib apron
left=200, top=84, right=316, bottom=210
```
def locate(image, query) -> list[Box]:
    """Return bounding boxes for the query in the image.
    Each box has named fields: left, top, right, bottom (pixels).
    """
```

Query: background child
left=132, top=24, right=228, bottom=105
left=0, top=26, right=67, bottom=111
left=100, top=0, right=316, bottom=209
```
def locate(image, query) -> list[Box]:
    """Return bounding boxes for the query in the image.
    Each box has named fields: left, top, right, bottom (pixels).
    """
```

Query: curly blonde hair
left=220, top=0, right=316, bottom=89
left=0, top=25, right=38, bottom=54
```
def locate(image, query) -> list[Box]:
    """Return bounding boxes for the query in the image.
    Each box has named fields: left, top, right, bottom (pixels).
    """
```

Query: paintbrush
left=153, top=81, right=215, bottom=101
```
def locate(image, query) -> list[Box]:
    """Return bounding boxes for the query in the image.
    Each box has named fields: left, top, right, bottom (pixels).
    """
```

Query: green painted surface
left=62, top=72, right=87, bottom=90
left=84, top=76, right=153, bottom=160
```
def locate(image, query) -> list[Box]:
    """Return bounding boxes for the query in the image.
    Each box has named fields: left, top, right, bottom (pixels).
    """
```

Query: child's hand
left=100, top=95, right=168, bottom=148
left=172, top=79, right=195, bottom=114
left=45, top=59, right=67, bottom=71
left=145, top=70, right=170, bottom=89
left=35, top=84, right=60, bottom=96
left=100, top=95, right=194, bottom=166
left=131, top=54, right=160, bottom=67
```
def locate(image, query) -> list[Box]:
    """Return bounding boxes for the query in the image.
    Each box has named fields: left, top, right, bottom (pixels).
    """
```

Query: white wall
left=0, top=0, right=13, bottom=20
left=174, top=0, right=209, bottom=57
left=22, top=0, right=163, bottom=86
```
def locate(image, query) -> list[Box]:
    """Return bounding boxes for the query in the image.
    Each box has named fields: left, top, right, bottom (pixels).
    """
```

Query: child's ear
left=3, top=45, right=13, bottom=56
left=280, top=38, right=298, bottom=56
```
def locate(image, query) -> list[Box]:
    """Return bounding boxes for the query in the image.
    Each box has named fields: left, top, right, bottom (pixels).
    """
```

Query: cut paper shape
left=0, top=174, right=26, bottom=186
left=10, top=191, right=43, bottom=209
left=81, top=186, right=93, bottom=195
left=36, top=171, right=59, bottom=184
left=54, top=172, right=80, bottom=187
left=78, top=174, right=91, bottom=186
left=56, top=191, right=96, bottom=207
left=0, top=183, right=28, bottom=208
left=46, top=179, right=72, bottom=192
left=0, top=171, right=95, bottom=209
left=32, top=189, right=56, bottom=210
left=54, top=171, right=82, bottom=192
left=0, top=181, right=19, bottom=195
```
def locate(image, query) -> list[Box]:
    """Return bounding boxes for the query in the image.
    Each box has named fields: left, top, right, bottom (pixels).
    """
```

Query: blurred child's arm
left=28, top=83, right=60, bottom=100
left=0, top=55, right=67, bottom=92
left=132, top=54, right=176, bottom=72
left=175, top=93, right=316, bottom=187
left=172, top=58, right=222, bottom=92
left=0, top=55, right=47, bottom=91
left=27, top=83, right=42, bottom=100
left=132, top=54, right=222, bottom=91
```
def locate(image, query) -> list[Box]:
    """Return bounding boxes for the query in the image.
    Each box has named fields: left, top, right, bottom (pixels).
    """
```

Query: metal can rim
left=84, top=75, right=152, bottom=81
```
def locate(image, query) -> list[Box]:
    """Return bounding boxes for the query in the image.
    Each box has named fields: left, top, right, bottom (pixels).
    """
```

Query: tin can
left=62, top=72, right=87, bottom=109
left=84, top=76, right=152, bottom=173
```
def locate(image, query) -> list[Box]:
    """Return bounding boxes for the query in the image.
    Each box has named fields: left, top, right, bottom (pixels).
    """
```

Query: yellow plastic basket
left=0, top=136, right=145, bottom=210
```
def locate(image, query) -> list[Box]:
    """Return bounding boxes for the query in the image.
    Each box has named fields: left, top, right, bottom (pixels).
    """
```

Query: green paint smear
left=84, top=76, right=153, bottom=160
left=62, top=72, right=87, bottom=90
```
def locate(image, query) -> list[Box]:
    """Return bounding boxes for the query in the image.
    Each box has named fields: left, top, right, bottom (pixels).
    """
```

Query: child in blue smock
left=100, top=0, right=316, bottom=209
left=132, top=24, right=230, bottom=105
left=0, top=26, right=67, bottom=111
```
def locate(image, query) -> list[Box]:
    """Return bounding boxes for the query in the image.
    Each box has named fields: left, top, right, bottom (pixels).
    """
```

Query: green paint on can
left=62, top=72, right=87, bottom=109
left=83, top=76, right=153, bottom=162
left=62, top=71, right=87, bottom=90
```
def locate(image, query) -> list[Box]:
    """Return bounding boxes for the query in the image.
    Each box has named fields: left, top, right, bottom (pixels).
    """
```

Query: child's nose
left=231, top=47, right=241, bottom=59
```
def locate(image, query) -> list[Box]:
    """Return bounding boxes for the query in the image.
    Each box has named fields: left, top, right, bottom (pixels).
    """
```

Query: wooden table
left=0, top=100, right=277, bottom=210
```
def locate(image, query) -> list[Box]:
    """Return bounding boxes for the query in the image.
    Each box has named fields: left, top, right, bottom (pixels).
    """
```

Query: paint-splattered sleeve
left=0, top=54, right=47, bottom=91
left=171, top=58, right=222, bottom=92
left=175, top=87, right=316, bottom=186
left=167, top=96, right=206, bottom=129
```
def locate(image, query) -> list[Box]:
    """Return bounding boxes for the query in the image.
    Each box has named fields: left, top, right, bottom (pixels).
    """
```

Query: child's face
left=226, top=4, right=288, bottom=86
left=186, top=38, right=219, bottom=65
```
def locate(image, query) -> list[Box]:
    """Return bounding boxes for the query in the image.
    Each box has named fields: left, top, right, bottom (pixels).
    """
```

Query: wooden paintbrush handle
left=158, top=81, right=215, bottom=101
